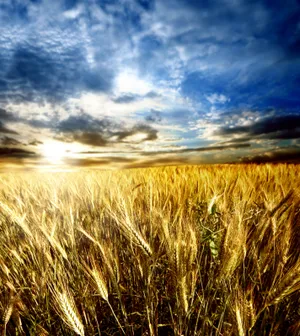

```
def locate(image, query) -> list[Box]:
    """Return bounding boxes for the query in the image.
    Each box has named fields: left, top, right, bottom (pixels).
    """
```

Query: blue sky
left=0, top=0, right=299, bottom=169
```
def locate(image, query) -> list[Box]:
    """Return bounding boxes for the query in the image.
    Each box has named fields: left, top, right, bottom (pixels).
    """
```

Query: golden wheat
left=0, top=164, right=299, bottom=335
left=53, top=288, right=85, bottom=336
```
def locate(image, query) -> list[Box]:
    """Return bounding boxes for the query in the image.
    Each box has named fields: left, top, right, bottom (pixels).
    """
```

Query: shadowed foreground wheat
left=0, top=164, right=299, bottom=335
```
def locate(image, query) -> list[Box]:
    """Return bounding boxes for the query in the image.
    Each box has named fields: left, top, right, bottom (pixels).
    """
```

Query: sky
left=0, top=0, right=300, bottom=170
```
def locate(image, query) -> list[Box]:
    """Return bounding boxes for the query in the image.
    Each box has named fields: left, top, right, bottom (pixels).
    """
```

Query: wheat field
left=0, top=164, right=299, bottom=335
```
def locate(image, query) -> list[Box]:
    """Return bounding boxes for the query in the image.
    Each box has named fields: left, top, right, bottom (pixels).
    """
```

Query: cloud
left=69, top=132, right=108, bottom=147
left=2, top=43, right=113, bottom=103
left=0, top=0, right=299, bottom=168
left=112, top=91, right=159, bottom=104
left=57, top=113, right=113, bottom=133
left=241, top=147, right=300, bottom=163
left=55, top=112, right=159, bottom=147
left=0, top=108, right=18, bottom=121
left=0, top=147, right=38, bottom=159
left=112, top=94, right=141, bottom=104
left=0, top=108, right=20, bottom=134
left=214, top=114, right=300, bottom=140
left=206, top=93, right=230, bottom=105
left=28, top=139, right=43, bottom=146
left=0, top=136, right=22, bottom=146
left=144, top=109, right=162, bottom=122
left=141, top=143, right=250, bottom=156
left=0, top=121, right=18, bottom=135
left=115, top=124, right=158, bottom=142
left=0, top=3, right=115, bottom=104
left=1, top=0, right=300, bottom=111
left=75, top=142, right=249, bottom=156
left=55, top=113, right=113, bottom=147
left=65, top=156, right=136, bottom=167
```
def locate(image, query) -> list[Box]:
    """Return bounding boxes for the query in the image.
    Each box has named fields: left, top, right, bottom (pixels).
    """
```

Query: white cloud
left=64, top=4, right=84, bottom=19
left=66, top=91, right=167, bottom=122
left=115, top=70, right=153, bottom=95
left=206, top=93, right=230, bottom=105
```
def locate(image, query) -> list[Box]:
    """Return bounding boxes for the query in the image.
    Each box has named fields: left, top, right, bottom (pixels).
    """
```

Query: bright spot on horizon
left=40, top=141, right=69, bottom=165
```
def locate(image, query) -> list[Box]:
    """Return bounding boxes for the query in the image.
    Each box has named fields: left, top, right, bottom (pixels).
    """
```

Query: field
left=0, top=164, right=299, bottom=335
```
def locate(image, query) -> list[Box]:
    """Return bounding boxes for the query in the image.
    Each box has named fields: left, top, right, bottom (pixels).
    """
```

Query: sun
left=40, top=141, right=68, bottom=165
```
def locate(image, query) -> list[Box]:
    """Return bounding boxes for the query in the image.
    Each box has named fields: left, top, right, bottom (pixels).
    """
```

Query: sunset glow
left=40, top=141, right=68, bottom=165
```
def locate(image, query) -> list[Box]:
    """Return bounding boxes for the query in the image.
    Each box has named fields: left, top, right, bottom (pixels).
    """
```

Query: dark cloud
left=112, top=91, right=159, bottom=104
left=115, top=124, right=158, bottom=142
left=0, top=147, right=38, bottom=159
left=56, top=114, right=113, bottom=146
left=56, top=113, right=159, bottom=146
left=0, top=136, right=22, bottom=146
left=0, top=108, right=17, bottom=121
left=57, top=114, right=113, bottom=133
left=113, top=94, right=140, bottom=104
left=28, top=139, right=43, bottom=146
left=0, top=109, right=19, bottom=134
left=0, top=108, right=49, bottom=135
left=5, top=46, right=80, bottom=102
left=1, top=40, right=113, bottom=103
left=241, top=147, right=300, bottom=163
left=214, top=114, right=300, bottom=140
left=26, top=117, right=57, bottom=129
left=72, top=132, right=108, bottom=147
left=145, top=109, right=162, bottom=123
left=217, top=136, right=253, bottom=145
left=82, top=67, right=113, bottom=93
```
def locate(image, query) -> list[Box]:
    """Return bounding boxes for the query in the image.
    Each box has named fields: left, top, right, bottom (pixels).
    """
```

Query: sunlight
left=116, top=70, right=152, bottom=95
left=40, top=141, right=68, bottom=165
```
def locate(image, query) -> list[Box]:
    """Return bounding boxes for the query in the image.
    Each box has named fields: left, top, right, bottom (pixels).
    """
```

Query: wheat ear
left=266, top=271, right=300, bottom=306
left=90, top=260, right=125, bottom=335
left=235, top=305, right=245, bottom=336
left=54, top=290, right=84, bottom=336
left=2, top=301, right=13, bottom=336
